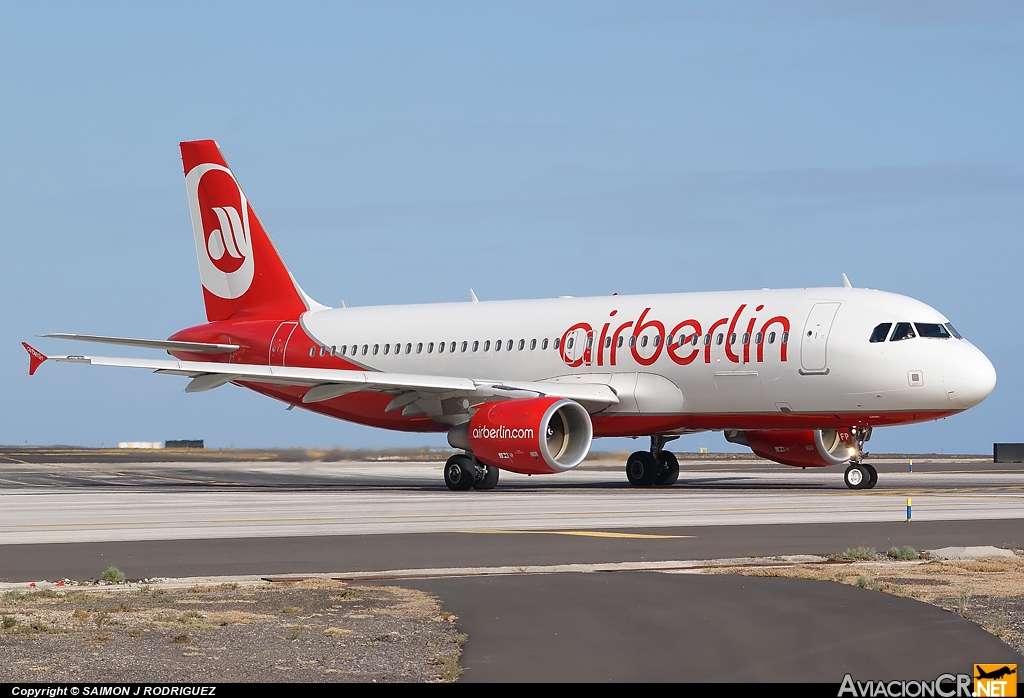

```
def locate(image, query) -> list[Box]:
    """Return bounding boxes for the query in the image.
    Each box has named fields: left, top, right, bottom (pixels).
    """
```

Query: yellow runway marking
left=457, top=530, right=692, bottom=539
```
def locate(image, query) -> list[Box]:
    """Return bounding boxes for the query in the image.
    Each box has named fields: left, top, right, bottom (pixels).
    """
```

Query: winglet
left=842, top=273, right=852, bottom=289
left=22, top=342, right=47, bottom=376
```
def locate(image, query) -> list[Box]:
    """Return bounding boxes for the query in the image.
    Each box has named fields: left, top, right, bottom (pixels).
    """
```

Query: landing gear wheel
left=626, top=451, right=661, bottom=487
left=444, top=455, right=478, bottom=491
left=473, top=464, right=500, bottom=490
left=655, top=451, right=680, bottom=486
left=863, top=463, right=878, bottom=490
left=844, top=463, right=870, bottom=490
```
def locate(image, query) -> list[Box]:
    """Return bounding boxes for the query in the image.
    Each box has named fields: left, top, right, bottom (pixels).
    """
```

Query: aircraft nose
left=945, top=346, right=996, bottom=408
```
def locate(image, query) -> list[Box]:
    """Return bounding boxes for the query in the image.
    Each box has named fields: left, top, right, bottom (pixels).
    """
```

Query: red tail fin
left=180, top=140, right=322, bottom=322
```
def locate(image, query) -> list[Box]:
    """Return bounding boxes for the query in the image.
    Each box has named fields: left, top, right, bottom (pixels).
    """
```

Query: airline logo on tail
left=184, top=163, right=254, bottom=299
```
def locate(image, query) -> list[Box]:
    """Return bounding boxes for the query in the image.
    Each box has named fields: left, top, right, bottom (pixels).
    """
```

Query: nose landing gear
left=844, top=427, right=877, bottom=490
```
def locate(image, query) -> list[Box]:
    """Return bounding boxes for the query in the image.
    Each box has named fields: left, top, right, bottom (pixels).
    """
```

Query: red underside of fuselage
left=238, top=381, right=959, bottom=437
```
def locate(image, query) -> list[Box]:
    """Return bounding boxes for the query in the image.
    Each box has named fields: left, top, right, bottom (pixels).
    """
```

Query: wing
left=22, top=344, right=619, bottom=416
left=42, top=333, right=239, bottom=354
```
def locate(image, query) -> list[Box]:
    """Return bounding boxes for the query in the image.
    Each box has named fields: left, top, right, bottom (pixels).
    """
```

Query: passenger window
left=869, top=323, right=892, bottom=343
left=554, top=337, right=560, bottom=350
left=340, top=346, right=347, bottom=356
left=530, top=339, right=537, bottom=350
left=495, top=340, right=502, bottom=352
left=450, top=341, right=456, bottom=353
left=383, top=344, right=390, bottom=355
left=519, top=339, right=525, bottom=350
left=890, top=322, right=916, bottom=342
left=438, top=342, right=445, bottom=354
left=461, top=341, right=467, bottom=352
left=309, top=346, right=316, bottom=358
left=427, top=342, right=434, bottom=353
left=915, top=323, right=951, bottom=339
left=944, top=322, right=963, bottom=339
left=330, top=345, right=336, bottom=356
left=416, top=343, right=423, bottom=354
left=641, top=336, right=648, bottom=348
left=781, top=331, right=789, bottom=344
left=704, top=334, right=711, bottom=346
left=542, top=338, right=549, bottom=350
left=653, top=335, right=661, bottom=347
left=716, top=333, right=724, bottom=346
left=629, top=336, right=636, bottom=348
left=768, top=332, right=776, bottom=344
left=361, top=345, right=368, bottom=356
left=373, top=344, right=379, bottom=355
left=729, top=333, right=736, bottom=345
left=617, top=336, right=624, bottom=348
left=755, top=332, right=763, bottom=345
left=691, top=334, right=699, bottom=346
left=742, top=333, right=749, bottom=345
left=406, top=343, right=412, bottom=354
left=473, top=341, right=479, bottom=352
left=484, top=340, right=490, bottom=351
left=506, top=339, right=513, bottom=351
left=567, top=337, right=574, bottom=349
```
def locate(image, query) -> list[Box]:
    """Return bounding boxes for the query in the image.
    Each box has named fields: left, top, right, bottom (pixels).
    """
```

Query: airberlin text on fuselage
left=559, top=303, right=791, bottom=368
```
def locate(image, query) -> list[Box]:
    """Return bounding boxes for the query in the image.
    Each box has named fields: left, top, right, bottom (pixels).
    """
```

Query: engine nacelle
left=451, top=397, right=593, bottom=475
left=726, top=429, right=854, bottom=468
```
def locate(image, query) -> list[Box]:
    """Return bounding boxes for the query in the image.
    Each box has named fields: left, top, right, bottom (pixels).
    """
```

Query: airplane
left=975, top=666, right=1016, bottom=681
left=23, top=140, right=997, bottom=491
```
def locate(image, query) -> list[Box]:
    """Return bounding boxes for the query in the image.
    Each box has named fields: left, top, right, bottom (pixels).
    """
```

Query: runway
left=3, top=453, right=1021, bottom=681
left=0, top=458, right=1021, bottom=545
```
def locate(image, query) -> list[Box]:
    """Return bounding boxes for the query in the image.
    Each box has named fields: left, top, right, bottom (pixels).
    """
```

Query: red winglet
left=22, top=342, right=48, bottom=376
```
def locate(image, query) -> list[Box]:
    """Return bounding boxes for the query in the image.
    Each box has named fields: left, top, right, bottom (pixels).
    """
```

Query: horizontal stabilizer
left=42, top=333, right=239, bottom=354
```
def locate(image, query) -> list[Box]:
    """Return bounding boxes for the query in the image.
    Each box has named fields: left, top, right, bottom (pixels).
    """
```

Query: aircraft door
left=270, top=322, right=298, bottom=366
left=800, top=303, right=840, bottom=374
left=563, top=327, right=592, bottom=366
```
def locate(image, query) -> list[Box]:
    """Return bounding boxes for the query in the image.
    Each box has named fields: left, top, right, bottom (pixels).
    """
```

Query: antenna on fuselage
left=842, top=273, right=852, bottom=289
left=470, top=289, right=479, bottom=304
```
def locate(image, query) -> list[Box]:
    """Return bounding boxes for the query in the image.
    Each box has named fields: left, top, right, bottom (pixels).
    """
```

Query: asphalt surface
left=2, top=519, right=1019, bottom=583
left=406, top=572, right=1024, bottom=682
left=2, top=453, right=1021, bottom=682
left=2, top=459, right=1022, bottom=544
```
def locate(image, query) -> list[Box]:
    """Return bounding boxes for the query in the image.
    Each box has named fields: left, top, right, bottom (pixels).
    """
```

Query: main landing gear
left=626, top=435, right=680, bottom=487
left=444, top=454, right=499, bottom=492
left=843, top=427, right=877, bottom=490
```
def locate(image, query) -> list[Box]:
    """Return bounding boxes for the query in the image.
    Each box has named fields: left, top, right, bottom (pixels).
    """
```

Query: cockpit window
left=915, top=323, right=951, bottom=339
left=890, top=322, right=916, bottom=341
left=944, top=322, right=963, bottom=340
left=869, top=323, right=892, bottom=343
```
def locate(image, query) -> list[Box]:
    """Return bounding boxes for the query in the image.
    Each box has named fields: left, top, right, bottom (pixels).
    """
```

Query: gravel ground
left=0, top=579, right=465, bottom=683
left=710, top=552, right=1024, bottom=655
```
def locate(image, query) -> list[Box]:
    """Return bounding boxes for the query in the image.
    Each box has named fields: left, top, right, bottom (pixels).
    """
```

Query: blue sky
left=2, top=2, right=1021, bottom=453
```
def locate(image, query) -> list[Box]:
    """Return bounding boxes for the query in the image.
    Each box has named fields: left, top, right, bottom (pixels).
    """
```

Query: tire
left=655, top=451, right=680, bottom=486
left=444, top=455, right=478, bottom=491
left=473, top=464, right=500, bottom=490
left=864, top=463, right=878, bottom=490
left=626, top=451, right=660, bottom=487
left=844, top=464, right=869, bottom=490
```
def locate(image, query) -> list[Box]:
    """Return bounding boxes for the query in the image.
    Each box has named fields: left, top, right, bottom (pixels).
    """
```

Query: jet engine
left=725, top=429, right=854, bottom=468
left=448, top=397, right=593, bottom=475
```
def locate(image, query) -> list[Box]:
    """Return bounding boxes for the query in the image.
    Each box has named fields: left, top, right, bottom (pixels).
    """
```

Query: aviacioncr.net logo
left=185, top=163, right=255, bottom=299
